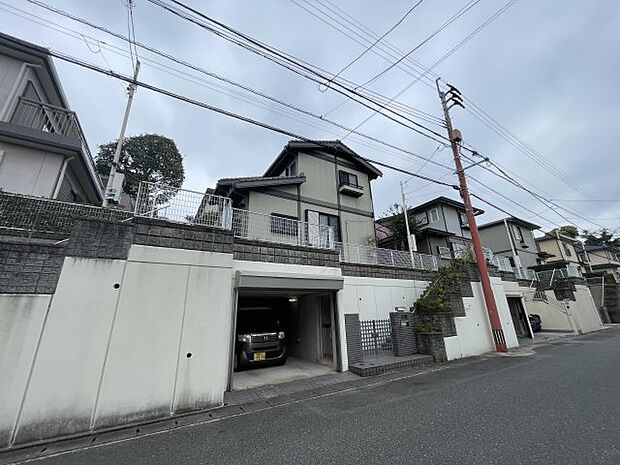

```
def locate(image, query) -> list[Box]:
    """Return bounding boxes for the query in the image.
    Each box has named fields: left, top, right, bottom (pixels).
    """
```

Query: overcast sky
left=2, top=0, right=619, bottom=235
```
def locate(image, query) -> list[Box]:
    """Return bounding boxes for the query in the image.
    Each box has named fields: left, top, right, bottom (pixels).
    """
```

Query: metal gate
left=360, top=319, right=393, bottom=356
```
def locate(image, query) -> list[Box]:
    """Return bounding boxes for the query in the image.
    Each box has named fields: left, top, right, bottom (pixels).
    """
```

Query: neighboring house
left=576, top=244, right=620, bottom=276
left=535, top=232, right=582, bottom=270
left=377, top=196, right=484, bottom=258
left=478, top=217, right=540, bottom=269
left=0, top=33, right=102, bottom=204
left=213, top=140, right=382, bottom=246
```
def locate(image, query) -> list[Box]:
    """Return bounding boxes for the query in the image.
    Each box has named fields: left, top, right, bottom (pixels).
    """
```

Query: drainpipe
left=504, top=219, right=520, bottom=269
left=556, top=230, right=567, bottom=262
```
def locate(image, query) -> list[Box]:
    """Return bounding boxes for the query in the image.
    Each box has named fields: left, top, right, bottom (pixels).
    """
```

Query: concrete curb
left=0, top=356, right=486, bottom=465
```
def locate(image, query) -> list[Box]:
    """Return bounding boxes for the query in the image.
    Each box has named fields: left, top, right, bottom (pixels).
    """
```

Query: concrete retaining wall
left=0, top=245, right=234, bottom=447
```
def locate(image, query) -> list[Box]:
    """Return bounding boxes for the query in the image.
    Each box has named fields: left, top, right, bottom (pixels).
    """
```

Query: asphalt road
left=23, top=328, right=620, bottom=465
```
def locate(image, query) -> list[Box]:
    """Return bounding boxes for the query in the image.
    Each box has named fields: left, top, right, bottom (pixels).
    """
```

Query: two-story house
left=478, top=217, right=540, bottom=269
left=213, top=140, right=382, bottom=245
left=576, top=243, right=620, bottom=276
left=535, top=232, right=582, bottom=270
left=377, top=196, right=484, bottom=258
left=0, top=33, right=102, bottom=204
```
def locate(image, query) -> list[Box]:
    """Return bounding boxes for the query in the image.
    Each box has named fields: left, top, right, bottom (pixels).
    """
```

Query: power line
left=15, top=0, right=456, bottom=173
left=342, top=0, right=520, bottom=138
left=0, top=34, right=459, bottom=190
left=323, top=0, right=424, bottom=88
left=549, top=199, right=620, bottom=203
left=301, top=0, right=614, bottom=221
left=290, top=0, right=616, bottom=226
left=143, top=0, right=457, bottom=146
left=359, top=0, right=483, bottom=88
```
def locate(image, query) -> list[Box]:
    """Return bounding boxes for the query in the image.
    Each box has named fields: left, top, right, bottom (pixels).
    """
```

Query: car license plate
left=253, top=352, right=266, bottom=361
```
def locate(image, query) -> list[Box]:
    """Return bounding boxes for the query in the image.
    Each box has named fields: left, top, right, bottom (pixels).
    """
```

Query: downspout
left=556, top=230, right=567, bottom=261
left=504, top=219, right=520, bottom=269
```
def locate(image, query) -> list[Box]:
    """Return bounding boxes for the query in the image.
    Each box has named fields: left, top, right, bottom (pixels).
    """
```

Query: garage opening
left=230, top=272, right=343, bottom=391
left=507, top=297, right=533, bottom=339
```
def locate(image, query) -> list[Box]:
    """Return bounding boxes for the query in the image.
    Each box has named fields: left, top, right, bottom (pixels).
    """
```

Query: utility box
left=105, top=173, right=125, bottom=204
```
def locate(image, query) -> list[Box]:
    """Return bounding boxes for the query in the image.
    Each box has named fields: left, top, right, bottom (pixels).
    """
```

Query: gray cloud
left=2, top=0, right=618, bottom=232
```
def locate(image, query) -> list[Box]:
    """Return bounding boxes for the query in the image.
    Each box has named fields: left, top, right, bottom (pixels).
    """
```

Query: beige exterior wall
left=537, top=237, right=580, bottom=267
left=297, top=150, right=376, bottom=245
left=340, top=210, right=375, bottom=246
left=247, top=188, right=298, bottom=218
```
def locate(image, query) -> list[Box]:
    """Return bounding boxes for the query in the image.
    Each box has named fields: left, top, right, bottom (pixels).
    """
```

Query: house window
left=338, top=170, right=360, bottom=188
left=513, top=225, right=524, bottom=242
left=319, top=213, right=340, bottom=240
left=459, top=211, right=468, bottom=225
left=563, top=243, right=572, bottom=257
left=429, top=208, right=439, bottom=223
left=284, top=161, right=297, bottom=176
left=416, top=213, right=428, bottom=225
left=270, top=213, right=298, bottom=236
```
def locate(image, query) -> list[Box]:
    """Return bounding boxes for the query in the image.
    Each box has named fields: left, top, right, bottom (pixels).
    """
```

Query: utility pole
left=102, top=60, right=140, bottom=207
left=436, top=78, right=507, bottom=352
left=400, top=180, right=417, bottom=266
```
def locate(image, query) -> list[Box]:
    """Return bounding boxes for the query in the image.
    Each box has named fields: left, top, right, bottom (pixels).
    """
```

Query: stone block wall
left=341, top=262, right=436, bottom=281
left=603, top=282, right=620, bottom=323
left=416, top=333, right=447, bottom=362
left=344, top=314, right=363, bottom=364
left=133, top=217, right=234, bottom=253
left=389, top=312, right=417, bottom=356
left=233, top=238, right=340, bottom=267
left=66, top=219, right=135, bottom=259
left=0, top=239, right=65, bottom=293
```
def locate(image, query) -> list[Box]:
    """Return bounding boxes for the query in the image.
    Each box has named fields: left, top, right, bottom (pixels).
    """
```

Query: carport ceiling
left=238, top=289, right=331, bottom=298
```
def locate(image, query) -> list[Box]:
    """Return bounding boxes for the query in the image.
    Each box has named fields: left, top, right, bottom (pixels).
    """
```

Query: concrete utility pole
left=400, top=180, right=417, bottom=266
left=436, top=78, right=507, bottom=352
left=102, top=60, right=140, bottom=207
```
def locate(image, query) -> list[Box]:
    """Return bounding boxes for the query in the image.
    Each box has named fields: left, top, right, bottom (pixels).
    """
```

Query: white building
left=0, top=32, right=102, bottom=204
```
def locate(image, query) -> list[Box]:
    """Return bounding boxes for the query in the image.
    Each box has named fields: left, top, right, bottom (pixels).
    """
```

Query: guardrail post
left=390, top=250, right=395, bottom=267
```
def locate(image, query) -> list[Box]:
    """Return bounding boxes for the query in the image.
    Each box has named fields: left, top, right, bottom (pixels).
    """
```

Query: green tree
left=380, top=204, right=422, bottom=250
left=95, top=134, right=185, bottom=197
left=581, top=228, right=620, bottom=248
left=550, top=225, right=579, bottom=238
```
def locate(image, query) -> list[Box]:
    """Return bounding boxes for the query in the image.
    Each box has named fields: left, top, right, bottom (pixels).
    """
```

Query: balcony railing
left=232, top=209, right=335, bottom=249
left=11, top=97, right=101, bottom=188
left=335, top=242, right=438, bottom=271
left=492, top=256, right=514, bottom=273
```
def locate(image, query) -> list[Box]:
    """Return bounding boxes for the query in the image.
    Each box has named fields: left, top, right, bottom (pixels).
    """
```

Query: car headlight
left=237, top=334, right=251, bottom=342
left=278, top=331, right=285, bottom=340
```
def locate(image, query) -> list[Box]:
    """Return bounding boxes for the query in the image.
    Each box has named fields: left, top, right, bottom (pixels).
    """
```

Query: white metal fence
left=134, top=182, right=232, bottom=229
left=335, top=242, right=438, bottom=271
left=536, top=265, right=582, bottom=285
left=515, top=267, right=538, bottom=281
left=232, top=208, right=335, bottom=248
left=492, top=256, right=514, bottom=273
